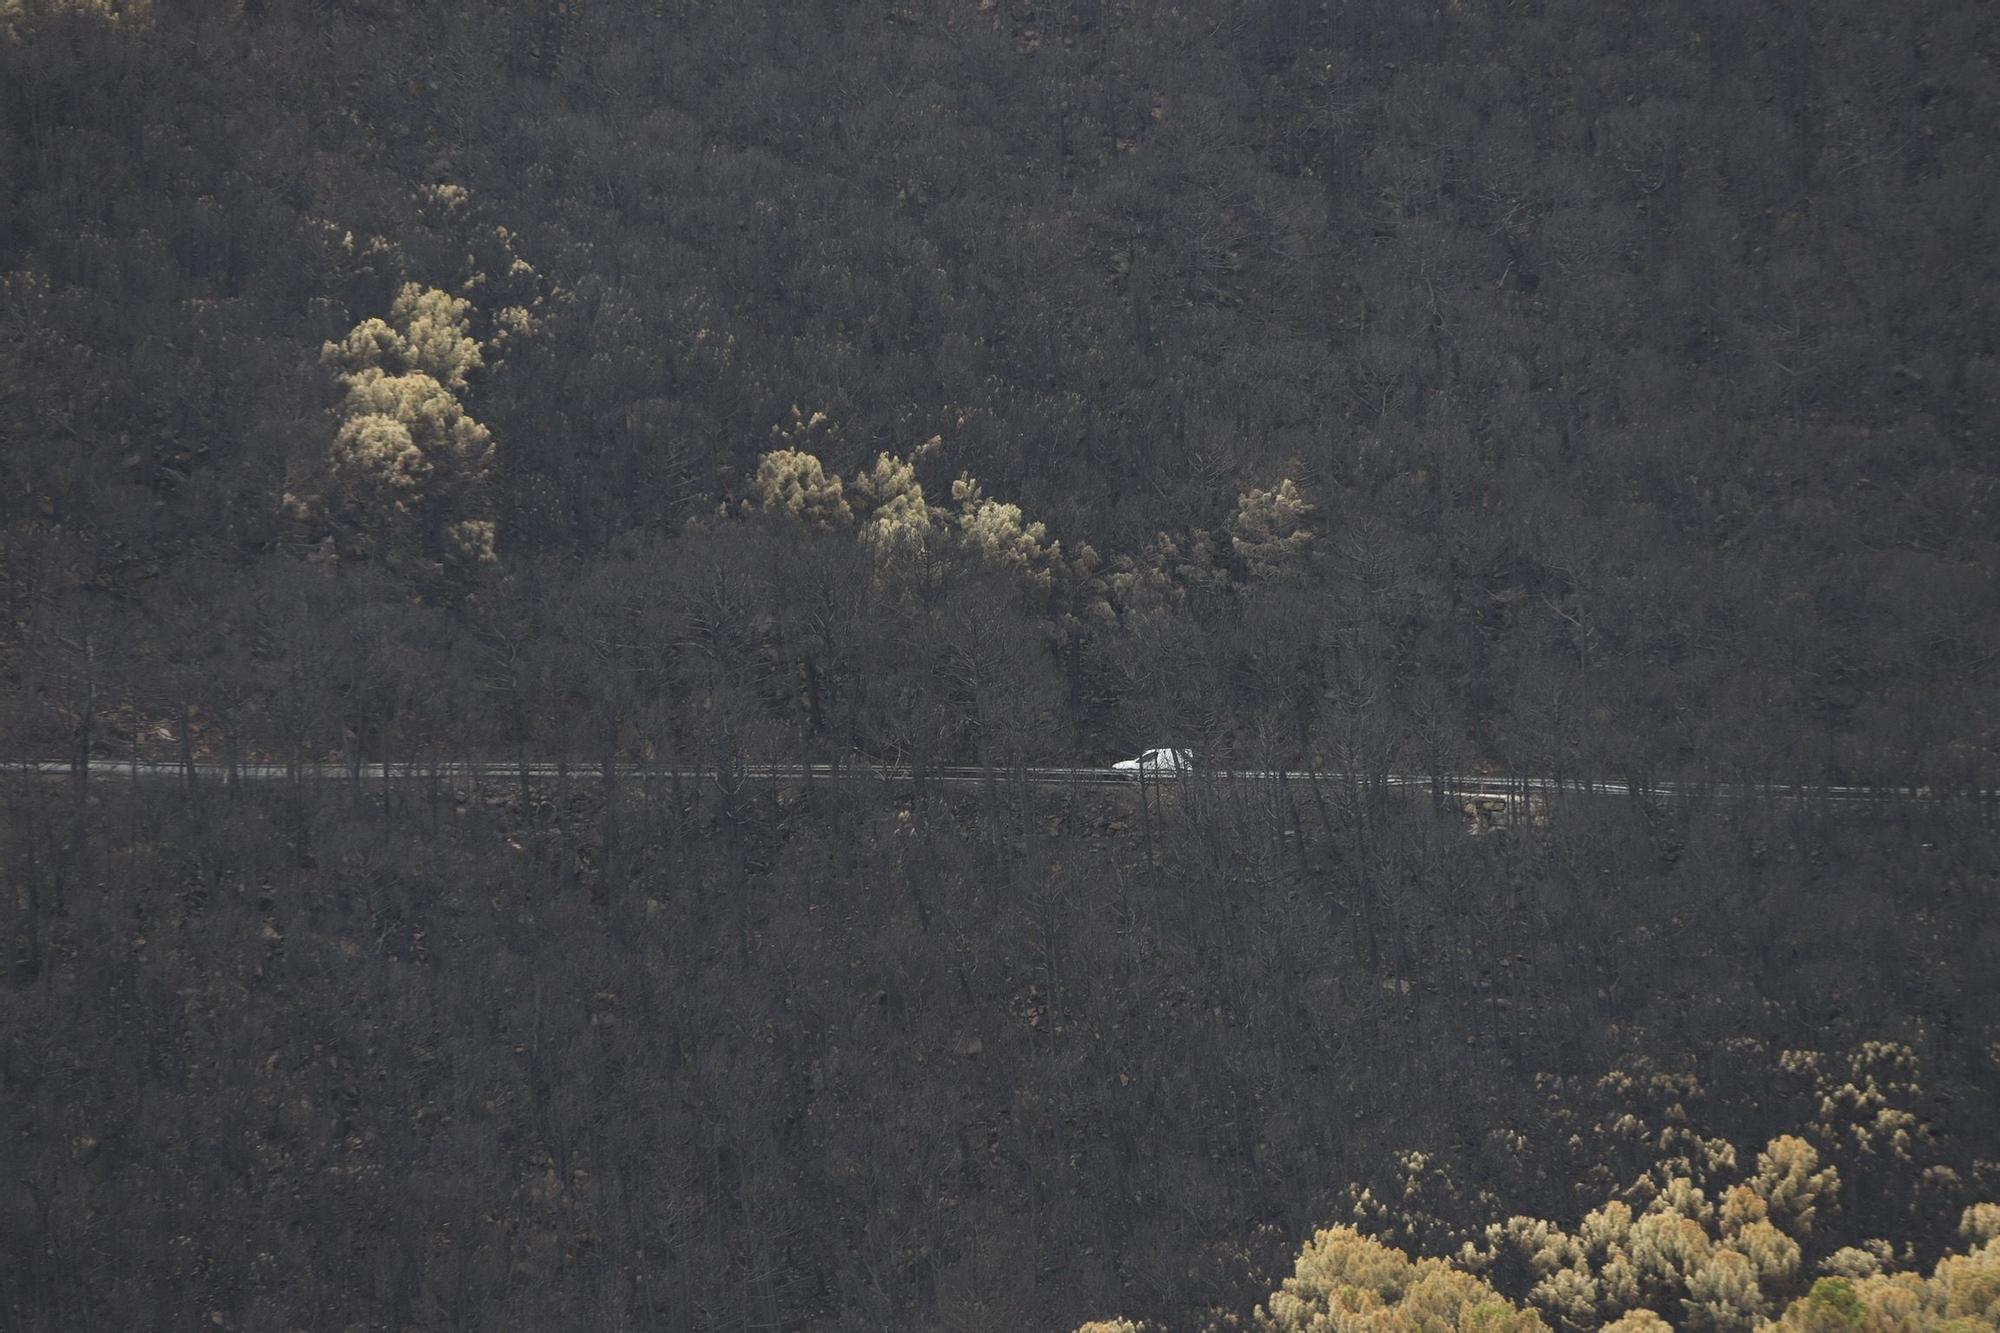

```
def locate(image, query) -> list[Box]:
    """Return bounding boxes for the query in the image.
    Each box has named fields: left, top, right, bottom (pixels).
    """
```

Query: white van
left=1112, top=747, right=1194, bottom=776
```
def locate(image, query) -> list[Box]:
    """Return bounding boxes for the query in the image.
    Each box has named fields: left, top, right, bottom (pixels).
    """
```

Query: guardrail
left=2, top=759, right=1992, bottom=807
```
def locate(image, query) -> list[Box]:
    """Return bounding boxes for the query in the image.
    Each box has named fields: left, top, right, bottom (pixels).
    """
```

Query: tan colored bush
left=1580, top=1203, right=1637, bottom=1259
left=752, top=447, right=851, bottom=527
left=313, top=285, right=497, bottom=564
left=1735, top=1219, right=1803, bottom=1291
left=852, top=440, right=940, bottom=552
left=389, top=283, right=485, bottom=390
left=1683, top=1248, right=1763, bottom=1330
left=330, top=414, right=427, bottom=499
left=446, top=518, right=497, bottom=565
left=953, top=474, right=1060, bottom=585
left=321, top=317, right=407, bottom=379
left=1963, top=1206, right=2000, bottom=1247
left=312, top=286, right=504, bottom=564
left=1768, top=1237, right=2000, bottom=1333
left=1818, top=1246, right=1890, bottom=1280
left=1254, top=1226, right=1545, bottom=1333
left=335, top=368, right=492, bottom=468
left=1599, top=1311, right=1673, bottom=1333
left=1229, top=478, right=1314, bottom=579
left=1929, top=1236, right=2000, bottom=1323
left=1751, top=1137, right=1839, bottom=1240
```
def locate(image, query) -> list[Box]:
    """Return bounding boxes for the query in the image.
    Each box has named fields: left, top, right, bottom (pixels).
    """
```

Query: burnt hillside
left=3, top=2, right=1998, bottom=1330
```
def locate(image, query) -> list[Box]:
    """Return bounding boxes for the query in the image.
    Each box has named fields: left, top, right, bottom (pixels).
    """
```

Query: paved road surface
left=3, top=759, right=1990, bottom=808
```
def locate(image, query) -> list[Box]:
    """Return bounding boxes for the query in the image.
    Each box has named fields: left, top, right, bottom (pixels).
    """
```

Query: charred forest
left=2, top=2, right=1998, bottom=1330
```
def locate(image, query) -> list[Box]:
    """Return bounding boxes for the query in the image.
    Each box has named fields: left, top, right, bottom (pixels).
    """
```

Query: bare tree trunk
left=178, top=697, right=196, bottom=794
left=601, top=711, right=621, bottom=891
left=72, top=643, right=95, bottom=804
